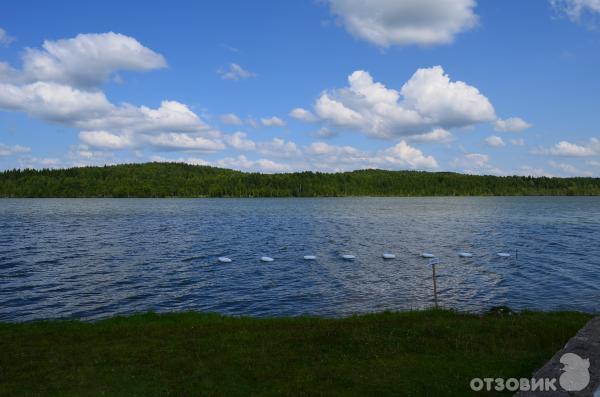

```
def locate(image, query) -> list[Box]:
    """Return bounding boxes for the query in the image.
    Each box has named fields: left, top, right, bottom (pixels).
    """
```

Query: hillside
left=1, top=162, right=600, bottom=197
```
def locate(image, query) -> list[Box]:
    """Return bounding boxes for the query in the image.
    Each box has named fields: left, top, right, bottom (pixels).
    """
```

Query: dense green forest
left=1, top=162, right=599, bottom=197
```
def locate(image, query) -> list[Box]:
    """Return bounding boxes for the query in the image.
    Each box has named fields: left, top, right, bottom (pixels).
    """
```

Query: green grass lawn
left=0, top=309, right=592, bottom=396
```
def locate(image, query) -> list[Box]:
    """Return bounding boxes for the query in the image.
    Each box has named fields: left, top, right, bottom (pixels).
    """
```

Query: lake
left=0, top=197, right=598, bottom=321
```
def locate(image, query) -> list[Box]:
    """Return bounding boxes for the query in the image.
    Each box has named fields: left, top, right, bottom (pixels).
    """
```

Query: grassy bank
left=0, top=310, right=592, bottom=396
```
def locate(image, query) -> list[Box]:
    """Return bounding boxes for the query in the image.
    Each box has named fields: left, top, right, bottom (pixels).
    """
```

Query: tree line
left=1, top=162, right=599, bottom=197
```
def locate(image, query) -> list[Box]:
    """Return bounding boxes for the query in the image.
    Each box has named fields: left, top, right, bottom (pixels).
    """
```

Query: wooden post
left=428, top=258, right=440, bottom=309
left=432, top=263, right=438, bottom=309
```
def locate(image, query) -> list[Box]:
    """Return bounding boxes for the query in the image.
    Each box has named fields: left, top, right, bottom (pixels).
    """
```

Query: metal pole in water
left=428, top=258, right=440, bottom=309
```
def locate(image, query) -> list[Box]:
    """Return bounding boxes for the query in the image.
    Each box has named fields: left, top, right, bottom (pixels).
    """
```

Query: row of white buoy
left=217, top=251, right=512, bottom=263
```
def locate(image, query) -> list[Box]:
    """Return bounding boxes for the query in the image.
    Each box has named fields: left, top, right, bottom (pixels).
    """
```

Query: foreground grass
left=0, top=310, right=592, bottom=397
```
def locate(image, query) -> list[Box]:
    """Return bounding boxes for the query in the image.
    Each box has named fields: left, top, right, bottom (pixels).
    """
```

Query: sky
left=1, top=0, right=600, bottom=176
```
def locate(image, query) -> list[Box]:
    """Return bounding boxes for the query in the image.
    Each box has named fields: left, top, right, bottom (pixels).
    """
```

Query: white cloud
left=79, top=130, right=133, bottom=149
left=225, top=131, right=256, bottom=151
left=494, top=117, right=532, bottom=132
left=314, top=127, right=337, bottom=138
left=549, top=160, right=593, bottom=176
left=220, top=113, right=243, bottom=125
left=0, top=143, right=30, bottom=156
left=404, top=128, right=454, bottom=143
left=0, top=81, right=113, bottom=123
left=0, top=33, right=225, bottom=155
left=376, top=141, right=438, bottom=169
left=510, top=138, right=525, bottom=146
left=260, top=116, right=286, bottom=127
left=289, top=107, right=317, bottom=122
left=18, top=156, right=62, bottom=169
left=144, top=133, right=225, bottom=152
left=17, top=32, right=166, bottom=87
left=462, top=153, right=489, bottom=167
left=257, top=138, right=300, bottom=158
left=327, top=0, right=478, bottom=47
left=514, top=165, right=554, bottom=177
left=305, top=141, right=363, bottom=157
left=532, top=140, right=596, bottom=157
left=246, top=118, right=259, bottom=128
left=0, top=27, right=15, bottom=47
left=485, top=135, right=505, bottom=147
left=550, top=0, right=600, bottom=23
left=218, top=63, right=254, bottom=81
left=303, top=140, right=438, bottom=171
left=216, top=155, right=291, bottom=173
left=451, top=152, right=503, bottom=175
left=310, top=66, right=496, bottom=139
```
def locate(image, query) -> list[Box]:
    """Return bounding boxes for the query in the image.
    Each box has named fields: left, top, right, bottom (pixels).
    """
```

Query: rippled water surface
left=1, top=197, right=599, bottom=321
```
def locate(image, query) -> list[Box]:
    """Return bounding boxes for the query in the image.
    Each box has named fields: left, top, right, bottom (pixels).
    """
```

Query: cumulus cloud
left=256, top=138, right=300, bottom=158
left=484, top=135, right=505, bottom=147
left=145, top=133, right=225, bottom=151
left=208, top=132, right=439, bottom=172
left=404, top=128, right=454, bottom=143
left=494, top=117, right=532, bottom=132
left=327, top=0, right=478, bottom=47
left=225, top=131, right=256, bottom=151
left=216, top=155, right=291, bottom=173
left=0, top=32, right=225, bottom=155
left=549, top=160, right=593, bottom=176
left=220, top=113, right=243, bottom=125
left=289, top=107, right=317, bottom=122
left=301, top=140, right=438, bottom=171
left=376, top=141, right=438, bottom=169
left=0, top=143, right=30, bottom=156
left=79, top=130, right=133, bottom=149
left=218, top=63, right=254, bottom=80
left=451, top=152, right=503, bottom=175
left=510, top=138, right=525, bottom=146
left=0, top=27, right=15, bottom=47
left=314, top=127, right=337, bottom=138
left=17, top=156, right=62, bottom=169
left=310, top=66, right=496, bottom=139
left=260, top=116, right=286, bottom=127
left=532, top=139, right=597, bottom=157
left=0, top=81, right=113, bottom=123
left=550, top=0, right=600, bottom=23
left=10, top=32, right=166, bottom=87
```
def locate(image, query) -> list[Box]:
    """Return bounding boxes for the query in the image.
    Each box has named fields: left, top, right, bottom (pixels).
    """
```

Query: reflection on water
left=0, top=197, right=599, bottom=321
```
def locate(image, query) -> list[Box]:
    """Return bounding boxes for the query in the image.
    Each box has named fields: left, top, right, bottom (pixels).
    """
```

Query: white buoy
left=260, top=256, right=274, bottom=262
left=458, top=252, right=473, bottom=258
left=421, top=253, right=435, bottom=258
left=341, top=254, right=355, bottom=260
left=382, top=253, right=396, bottom=259
left=218, top=257, right=232, bottom=263
left=497, top=252, right=511, bottom=257
left=303, top=255, right=316, bottom=260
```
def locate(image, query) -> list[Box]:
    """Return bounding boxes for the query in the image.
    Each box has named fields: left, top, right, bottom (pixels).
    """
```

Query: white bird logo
left=559, top=353, right=590, bottom=392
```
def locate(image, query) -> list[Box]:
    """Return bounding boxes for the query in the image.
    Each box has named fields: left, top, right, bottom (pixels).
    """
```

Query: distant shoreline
left=1, top=162, right=599, bottom=197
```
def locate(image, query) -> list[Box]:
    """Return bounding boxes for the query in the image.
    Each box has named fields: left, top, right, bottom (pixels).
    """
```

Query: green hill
left=1, top=162, right=599, bottom=197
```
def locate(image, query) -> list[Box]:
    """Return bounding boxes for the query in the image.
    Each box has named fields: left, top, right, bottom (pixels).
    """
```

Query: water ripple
left=0, top=197, right=599, bottom=321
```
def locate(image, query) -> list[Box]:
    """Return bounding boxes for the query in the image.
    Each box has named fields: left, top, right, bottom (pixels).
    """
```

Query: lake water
left=0, top=197, right=598, bottom=321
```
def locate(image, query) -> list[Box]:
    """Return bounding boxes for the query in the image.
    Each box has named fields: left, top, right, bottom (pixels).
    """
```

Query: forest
left=1, top=162, right=599, bottom=197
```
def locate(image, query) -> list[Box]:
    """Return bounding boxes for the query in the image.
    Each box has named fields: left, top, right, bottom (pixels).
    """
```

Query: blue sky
left=1, top=0, right=600, bottom=176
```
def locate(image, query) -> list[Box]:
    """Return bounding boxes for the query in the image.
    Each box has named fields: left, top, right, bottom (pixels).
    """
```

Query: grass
left=0, top=309, right=592, bottom=396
